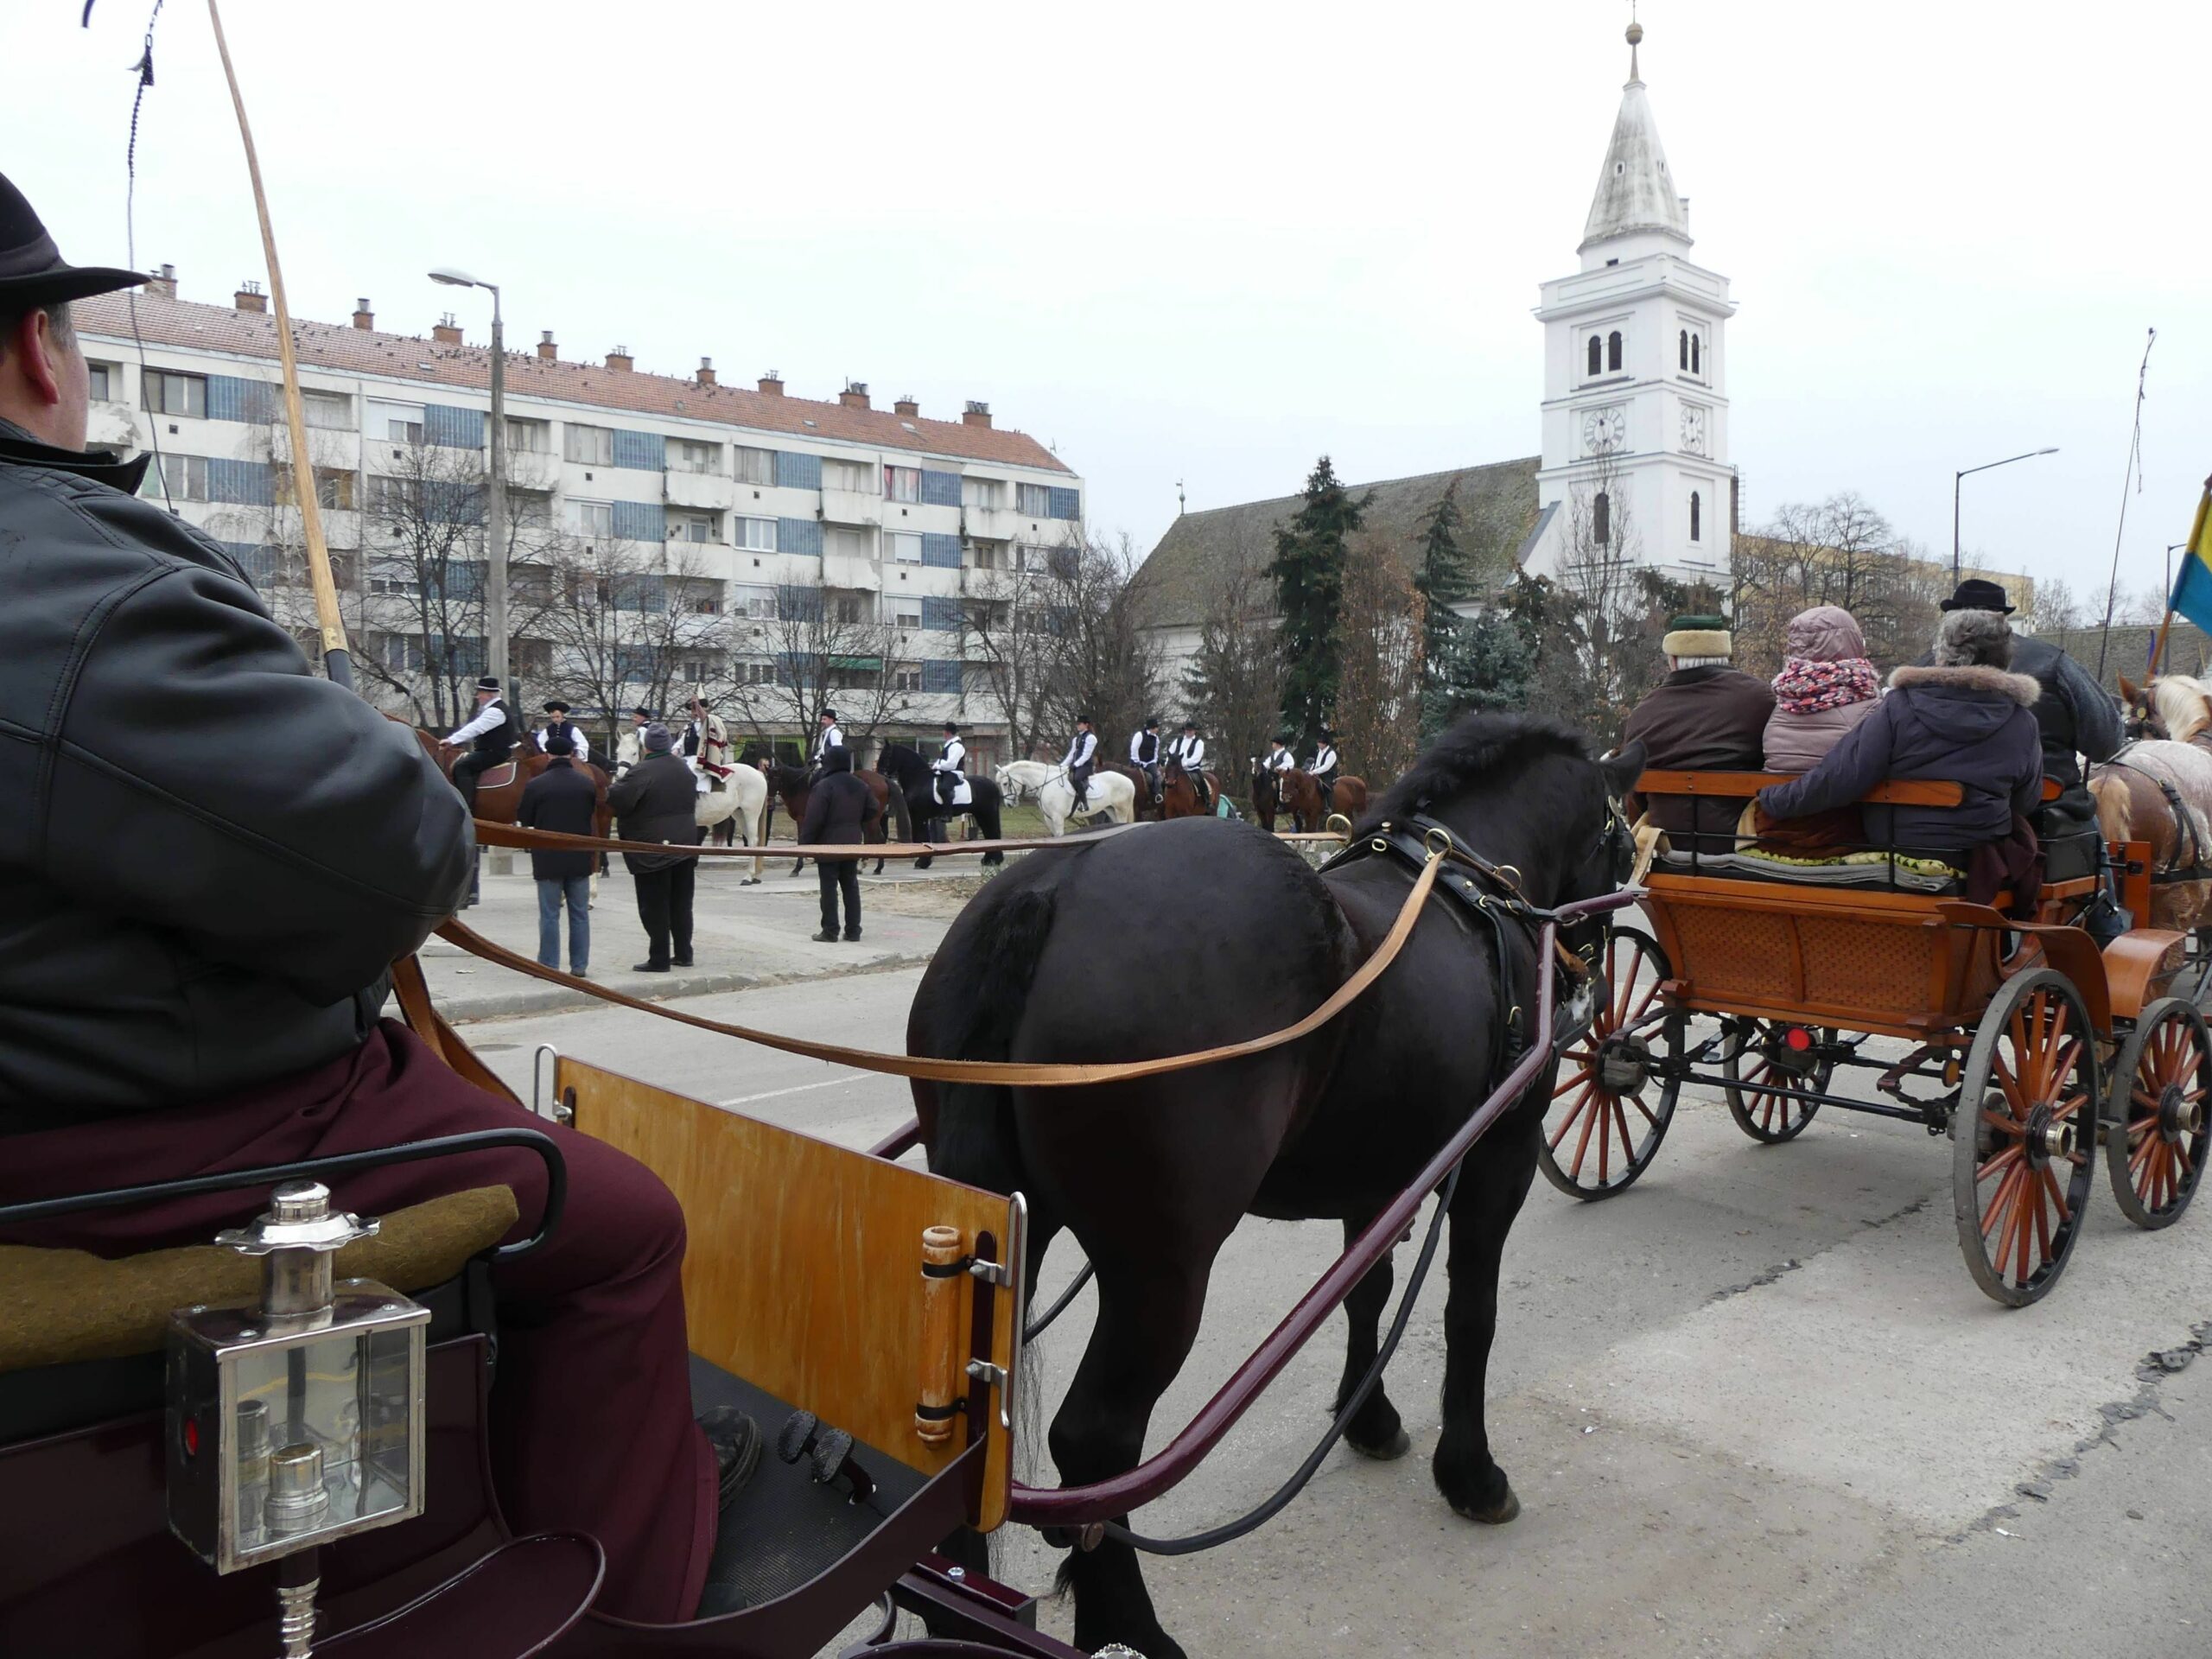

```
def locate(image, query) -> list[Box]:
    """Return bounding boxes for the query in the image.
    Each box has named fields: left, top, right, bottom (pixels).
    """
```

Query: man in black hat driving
left=0, top=171, right=755, bottom=1620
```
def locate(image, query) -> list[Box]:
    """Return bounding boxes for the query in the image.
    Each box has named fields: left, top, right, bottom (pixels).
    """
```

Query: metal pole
left=1952, top=471, right=1961, bottom=586
left=486, top=288, right=510, bottom=702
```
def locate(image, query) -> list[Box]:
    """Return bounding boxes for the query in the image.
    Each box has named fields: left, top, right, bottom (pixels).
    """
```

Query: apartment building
left=74, top=272, right=1084, bottom=760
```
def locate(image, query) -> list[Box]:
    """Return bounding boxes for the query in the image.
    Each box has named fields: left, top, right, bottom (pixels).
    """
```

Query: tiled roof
left=73, top=290, right=1072, bottom=474
left=1134, top=458, right=1541, bottom=629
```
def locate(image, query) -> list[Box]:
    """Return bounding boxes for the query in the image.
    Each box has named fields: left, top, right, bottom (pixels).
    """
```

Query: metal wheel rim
left=2106, top=996, right=2209, bottom=1230
left=1721, top=1019, right=1834, bottom=1144
left=1951, top=969, right=2100, bottom=1307
left=1541, top=927, right=1677, bottom=1201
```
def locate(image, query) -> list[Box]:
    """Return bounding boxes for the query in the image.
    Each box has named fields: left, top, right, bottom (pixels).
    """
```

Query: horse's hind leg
left=1051, top=1255, right=1208, bottom=1659
left=1335, top=1214, right=1411, bottom=1459
left=1432, top=1119, right=1541, bottom=1525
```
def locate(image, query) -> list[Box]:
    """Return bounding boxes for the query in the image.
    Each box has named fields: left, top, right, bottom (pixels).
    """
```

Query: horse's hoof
left=1449, top=1485, right=1521, bottom=1525
left=1347, top=1426, right=1413, bottom=1461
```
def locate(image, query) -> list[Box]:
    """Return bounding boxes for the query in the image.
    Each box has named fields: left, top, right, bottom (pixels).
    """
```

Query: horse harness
left=2102, top=741, right=2208, bottom=876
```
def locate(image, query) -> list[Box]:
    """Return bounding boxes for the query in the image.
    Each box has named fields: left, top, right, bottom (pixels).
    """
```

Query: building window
left=367, top=400, right=424, bottom=444
left=887, top=531, right=923, bottom=565
left=1586, top=335, right=1602, bottom=378
left=893, top=664, right=923, bottom=694
left=1679, top=329, right=1688, bottom=371
left=670, top=438, right=721, bottom=474
left=886, top=597, right=923, bottom=629
left=143, top=370, right=207, bottom=418
left=823, top=458, right=875, bottom=494
left=1020, top=482, right=1061, bottom=518
left=1593, top=491, right=1611, bottom=545
left=734, top=446, right=776, bottom=486
left=274, top=466, right=356, bottom=510
left=507, top=488, right=553, bottom=528
left=731, top=585, right=778, bottom=620
left=1606, top=331, right=1623, bottom=373
left=569, top=499, right=614, bottom=540
left=142, top=454, right=210, bottom=501
left=961, top=476, right=1003, bottom=511
left=86, top=362, right=117, bottom=402
left=833, top=591, right=867, bottom=626
left=973, top=542, right=1001, bottom=570
left=1691, top=334, right=1702, bottom=375
left=1689, top=490, right=1701, bottom=543
left=885, top=466, right=922, bottom=504
left=505, top=416, right=550, bottom=453
left=670, top=512, right=717, bottom=543
left=563, top=423, right=613, bottom=466
left=298, top=390, right=350, bottom=430
left=734, top=516, right=777, bottom=552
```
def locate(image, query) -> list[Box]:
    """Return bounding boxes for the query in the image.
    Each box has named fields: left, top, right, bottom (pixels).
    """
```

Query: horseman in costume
left=1307, top=728, right=1340, bottom=814
left=810, top=705, right=844, bottom=781
left=442, top=674, right=522, bottom=814
left=1129, top=714, right=1163, bottom=804
left=1062, top=714, right=1099, bottom=810
left=0, top=168, right=755, bottom=1624
left=1167, top=718, right=1212, bottom=813
left=615, top=703, right=653, bottom=775
left=537, top=697, right=590, bottom=764
left=931, top=720, right=968, bottom=810
left=681, top=688, right=731, bottom=796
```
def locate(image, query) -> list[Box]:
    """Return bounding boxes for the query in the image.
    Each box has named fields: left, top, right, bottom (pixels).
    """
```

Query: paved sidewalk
left=402, top=851, right=987, bottom=1022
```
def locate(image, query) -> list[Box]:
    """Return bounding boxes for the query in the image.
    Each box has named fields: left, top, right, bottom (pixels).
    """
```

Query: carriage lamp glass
left=165, top=1181, right=429, bottom=1573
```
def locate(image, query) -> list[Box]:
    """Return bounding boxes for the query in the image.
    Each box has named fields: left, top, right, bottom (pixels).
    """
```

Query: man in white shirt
left=440, top=675, right=519, bottom=814
left=1169, top=720, right=1212, bottom=812
left=537, top=699, right=590, bottom=765
left=1264, top=736, right=1296, bottom=776
left=680, top=690, right=730, bottom=795
left=810, top=707, right=844, bottom=779
left=1062, top=715, right=1098, bottom=810
left=1307, top=728, right=1340, bottom=813
left=931, top=721, right=967, bottom=810
left=1129, top=715, right=1163, bottom=804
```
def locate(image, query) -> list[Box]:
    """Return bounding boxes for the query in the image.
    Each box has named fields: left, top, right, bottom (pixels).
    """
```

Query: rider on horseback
left=680, top=688, right=730, bottom=796
left=1129, top=714, right=1163, bottom=804
left=931, top=721, right=967, bottom=812
left=1063, top=714, right=1098, bottom=810
left=810, top=705, right=844, bottom=784
left=1307, top=728, right=1340, bottom=816
left=442, top=674, right=520, bottom=813
left=537, top=697, right=590, bottom=763
left=1168, top=719, right=1211, bottom=813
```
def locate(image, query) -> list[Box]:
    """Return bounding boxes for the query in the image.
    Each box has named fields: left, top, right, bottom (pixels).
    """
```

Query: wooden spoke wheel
left=2105, top=995, right=2210, bottom=1230
left=1721, top=1019, right=1835, bottom=1144
left=1541, top=927, right=1681, bottom=1201
left=1951, top=969, right=2101, bottom=1306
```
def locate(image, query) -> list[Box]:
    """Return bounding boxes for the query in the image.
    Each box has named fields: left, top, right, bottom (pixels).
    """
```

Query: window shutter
left=1046, top=486, right=1080, bottom=520
left=205, top=375, right=276, bottom=423
left=775, top=450, right=822, bottom=490
left=206, top=457, right=274, bottom=505
left=921, top=659, right=963, bottom=694
left=612, top=500, right=665, bottom=543
left=919, top=595, right=962, bottom=632
left=919, top=468, right=961, bottom=506
left=778, top=517, right=823, bottom=556
left=612, top=429, right=666, bottom=470
left=920, top=533, right=962, bottom=569
left=423, top=404, right=486, bottom=448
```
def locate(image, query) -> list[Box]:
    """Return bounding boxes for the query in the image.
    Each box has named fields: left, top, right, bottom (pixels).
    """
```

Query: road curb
left=411, top=949, right=940, bottom=1026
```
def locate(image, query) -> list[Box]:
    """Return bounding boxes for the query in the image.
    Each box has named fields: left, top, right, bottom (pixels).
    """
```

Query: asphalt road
left=472, top=975, right=2212, bottom=1658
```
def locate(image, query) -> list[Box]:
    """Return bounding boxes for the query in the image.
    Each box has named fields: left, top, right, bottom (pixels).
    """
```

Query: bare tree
left=962, top=558, right=1058, bottom=760
left=531, top=539, right=735, bottom=733
left=1552, top=444, right=1653, bottom=728
left=1182, top=559, right=1283, bottom=801
left=1332, top=528, right=1425, bottom=784
left=724, top=582, right=914, bottom=756
left=1032, top=531, right=1164, bottom=752
left=1732, top=493, right=1936, bottom=674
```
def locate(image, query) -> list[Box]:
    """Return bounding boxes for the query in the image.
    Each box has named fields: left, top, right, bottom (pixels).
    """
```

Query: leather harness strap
left=422, top=849, right=1449, bottom=1088
left=467, top=817, right=1345, bottom=858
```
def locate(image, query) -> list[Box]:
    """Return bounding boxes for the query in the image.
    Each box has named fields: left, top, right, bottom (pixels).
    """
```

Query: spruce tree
left=1414, top=485, right=1481, bottom=736
left=1269, top=455, right=1368, bottom=741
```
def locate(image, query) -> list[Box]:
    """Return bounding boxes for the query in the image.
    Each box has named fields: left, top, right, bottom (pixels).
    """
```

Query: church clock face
left=1581, top=406, right=1626, bottom=454
left=1681, top=404, right=1708, bottom=455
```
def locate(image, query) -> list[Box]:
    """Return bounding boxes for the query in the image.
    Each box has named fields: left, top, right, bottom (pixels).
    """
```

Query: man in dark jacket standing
left=607, top=721, right=702, bottom=972
left=1621, top=614, right=1776, bottom=850
left=0, top=171, right=749, bottom=1621
left=798, top=744, right=879, bottom=942
left=518, top=734, right=596, bottom=975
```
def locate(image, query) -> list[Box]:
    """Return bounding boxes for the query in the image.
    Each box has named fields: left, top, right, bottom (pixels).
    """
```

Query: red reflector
left=1784, top=1027, right=1812, bottom=1051
left=181, top=1417, right=199, bottom=1458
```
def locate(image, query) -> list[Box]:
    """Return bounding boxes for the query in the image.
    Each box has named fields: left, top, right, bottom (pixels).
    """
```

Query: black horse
left=742, top=742, right=910, bottom=877
left=874, top=743, right=1006, bottom=870
left=906, top=715, right=1640, bottom=1658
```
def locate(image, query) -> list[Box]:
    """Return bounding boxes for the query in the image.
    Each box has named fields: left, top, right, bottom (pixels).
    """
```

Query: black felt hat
left=542, top=698, right=570, bottom=713
left=474, top=675, right=502, bottom=693
left=1939, top=577, right=2017, bottom=615
left=0, top=172, right=146, bottom=308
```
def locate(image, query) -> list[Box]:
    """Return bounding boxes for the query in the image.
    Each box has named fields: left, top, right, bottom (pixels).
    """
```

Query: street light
left=428, top=268, right=508, bottom=702
left=1954, top=447, right=2059, bottom=584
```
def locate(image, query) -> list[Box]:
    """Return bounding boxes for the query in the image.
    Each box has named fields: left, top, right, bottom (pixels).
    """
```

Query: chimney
left=758, top=370, right=784, bottom=396
left=893, top=395, right=919, bottom=417
left=233, top=279, right=267, bottom=314
left=432, top=313, right=463, bottom=346
left=962, top=399, right=993, bottom=429
left=146, top=263, right=178, bottom=300
left=537, top=330, right=557, bottom=361
left=838, top=379, right=870, bottom=409
left=696, top=356, right=717, bottom=386
left=607, top=345, right=633, bottom=372
left=352, top=296, right=375, bottom=330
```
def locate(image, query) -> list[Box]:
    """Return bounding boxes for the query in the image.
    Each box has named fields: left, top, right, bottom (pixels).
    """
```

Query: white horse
left=615, top=731, right=771, bottom=885
left=995, top=760, right=1136, bottom=836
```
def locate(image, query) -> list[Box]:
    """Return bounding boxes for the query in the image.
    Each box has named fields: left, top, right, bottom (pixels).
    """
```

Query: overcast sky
left=13, top=1, right=2208, bottom=608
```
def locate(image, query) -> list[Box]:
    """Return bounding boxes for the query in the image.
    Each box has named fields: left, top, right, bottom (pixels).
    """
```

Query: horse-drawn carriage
left=1540, top=768, right=2206, bottom=1306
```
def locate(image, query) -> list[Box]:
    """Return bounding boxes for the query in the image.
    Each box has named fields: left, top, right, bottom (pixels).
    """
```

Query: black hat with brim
left=474, top=675, right=502, bottom=693
left=1940, top=577, right=2017, bottom=615
left=0, top=173, right=146, bottom=308
left=631, top=706, right=654, bottom=720
left=944, top=721, right=960, bottom=734
left=543, top=699, right=570, bottom=713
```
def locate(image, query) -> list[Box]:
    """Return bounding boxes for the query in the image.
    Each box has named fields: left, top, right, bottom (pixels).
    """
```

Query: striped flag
left=2167, top=479, right=2212, bottom=634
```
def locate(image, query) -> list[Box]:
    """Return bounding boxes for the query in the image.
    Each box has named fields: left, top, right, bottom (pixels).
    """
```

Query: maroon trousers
left=0, top=1021, right=715, bottom=1624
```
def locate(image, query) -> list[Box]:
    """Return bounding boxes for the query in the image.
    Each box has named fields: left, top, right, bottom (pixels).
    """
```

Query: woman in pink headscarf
left=1756, top=605, right=1881, bottom=851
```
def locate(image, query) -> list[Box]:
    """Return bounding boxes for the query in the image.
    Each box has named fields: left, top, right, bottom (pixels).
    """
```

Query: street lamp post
left=1953, top=447, right=2059, bottom=585
left=428, top=269, right=507, bottom=701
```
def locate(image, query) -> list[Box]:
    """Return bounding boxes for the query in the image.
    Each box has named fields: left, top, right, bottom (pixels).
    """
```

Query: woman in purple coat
left=1758, top=609, right=2043, bottom=866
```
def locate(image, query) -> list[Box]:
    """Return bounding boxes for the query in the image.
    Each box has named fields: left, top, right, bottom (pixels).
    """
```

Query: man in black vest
left=932, top=721, right=966, bottom=811
left=1062, top=714, right=1098, bottom=810
left=1129, top=714, right=1163, bottom=804
left=442, top=674, right=520, bottom=814
left=537, top=698, right=590, bottom=765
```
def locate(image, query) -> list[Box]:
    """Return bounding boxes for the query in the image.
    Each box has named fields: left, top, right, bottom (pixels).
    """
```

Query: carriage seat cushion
left=0, top=1185, right=518, bottom=1375
left=1655, top=848, right=1964, bottom=894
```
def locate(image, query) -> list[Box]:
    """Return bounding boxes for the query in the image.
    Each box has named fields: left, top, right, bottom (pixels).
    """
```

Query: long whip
left=2095, top=327, right=2156, bottom=683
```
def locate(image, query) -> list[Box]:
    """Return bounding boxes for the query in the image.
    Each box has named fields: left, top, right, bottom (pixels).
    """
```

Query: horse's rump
left=2093, top=740, right=2212, bottom=930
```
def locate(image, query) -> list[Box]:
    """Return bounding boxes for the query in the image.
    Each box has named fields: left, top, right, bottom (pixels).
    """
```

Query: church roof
left=1133, top=459, right=1540, bottom=630
left=1580, top=29, right=1692, bottom=252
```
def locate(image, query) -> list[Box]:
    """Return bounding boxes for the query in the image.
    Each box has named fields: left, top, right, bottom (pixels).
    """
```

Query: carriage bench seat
left=0, top=1184, right=518, bottom=1376
left=1654, top=847, right=1962, bottom=893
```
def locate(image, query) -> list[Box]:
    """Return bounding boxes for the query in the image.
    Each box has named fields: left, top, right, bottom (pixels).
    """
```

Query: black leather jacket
left=0, top=419, right=473, bottom=1128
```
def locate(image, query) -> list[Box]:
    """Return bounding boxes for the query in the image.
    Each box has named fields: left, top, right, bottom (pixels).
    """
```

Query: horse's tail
left=2088, top=768, right=2133, bottom=845
left=887, top=772, right=914, bottom=843
left=931, top=886, right=1056, bottom=1203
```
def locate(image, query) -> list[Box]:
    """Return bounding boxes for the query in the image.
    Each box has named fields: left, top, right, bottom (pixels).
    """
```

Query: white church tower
left=1529, top=19, right=1735, bottom=590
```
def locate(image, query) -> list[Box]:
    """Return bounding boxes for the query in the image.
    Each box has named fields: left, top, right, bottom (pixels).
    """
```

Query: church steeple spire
left=1579, top=17, right=1691, bottom=255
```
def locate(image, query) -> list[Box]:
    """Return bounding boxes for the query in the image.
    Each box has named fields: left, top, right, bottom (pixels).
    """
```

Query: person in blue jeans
left=517, top=734, right=598, bottom=974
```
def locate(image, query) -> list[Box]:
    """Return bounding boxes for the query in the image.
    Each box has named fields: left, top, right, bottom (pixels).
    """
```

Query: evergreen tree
left=1268, top=456, right=1368, bottom=741
left=1413, top=485, right=1485, bottom=735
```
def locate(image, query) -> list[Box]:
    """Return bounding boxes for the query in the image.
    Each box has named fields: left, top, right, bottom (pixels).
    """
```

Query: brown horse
left=1160, top=757, right=1222, bottom=819
left=756, top=761, right=911, bottom=877
left=405, top=722, right=614, bottom=841
left=1274, top=766, right=1368, bottom=831
left=2094, top=676, right=2212, bottom=931
left=1101, top=760, right=1159, bottom=820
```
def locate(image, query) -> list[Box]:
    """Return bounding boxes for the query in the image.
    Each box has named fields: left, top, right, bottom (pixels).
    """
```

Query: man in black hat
left=1166, top=718, right=1211, bottom=812
left=0, top=170, right=756, bottom=1618
left=1061, top=713, right=1099, bottom=810
left=810, top=705, right=844, bottom=782
left=537, top=697, right=590, bottom=764
left=1128, top=714, right=1164, bottom=804
left=615, top=704, right=654, bottom=776
left=440, top=674, right=522, bottom=814
left=931, top=720, right=967, bottom=811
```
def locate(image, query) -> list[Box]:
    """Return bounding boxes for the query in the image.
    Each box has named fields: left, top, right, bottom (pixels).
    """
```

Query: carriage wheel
left=1540, top=927, right=1680, bottom=1201
left=1951, top=969, right=2100, bottom=1306
left=1721, top=1020, right=1834, bottom=1143
left=2104, top=996, right=2210, bottom=1230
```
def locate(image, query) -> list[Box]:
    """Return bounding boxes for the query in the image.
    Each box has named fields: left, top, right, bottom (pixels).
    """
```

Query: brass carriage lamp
left=165, top=1180, right=430, bottom=1587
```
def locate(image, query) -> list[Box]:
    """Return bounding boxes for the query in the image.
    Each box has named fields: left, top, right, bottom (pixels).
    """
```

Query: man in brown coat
left=1621, top=614, right=1776, bottom=850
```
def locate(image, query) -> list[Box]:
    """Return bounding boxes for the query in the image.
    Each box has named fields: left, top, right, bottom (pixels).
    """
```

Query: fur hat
left=1662, top=614, right=1732, bottom=660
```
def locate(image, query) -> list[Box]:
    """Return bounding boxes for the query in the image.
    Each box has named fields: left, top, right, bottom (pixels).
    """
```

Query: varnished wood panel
left=558, top=1058, right=1019, bottom=1529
